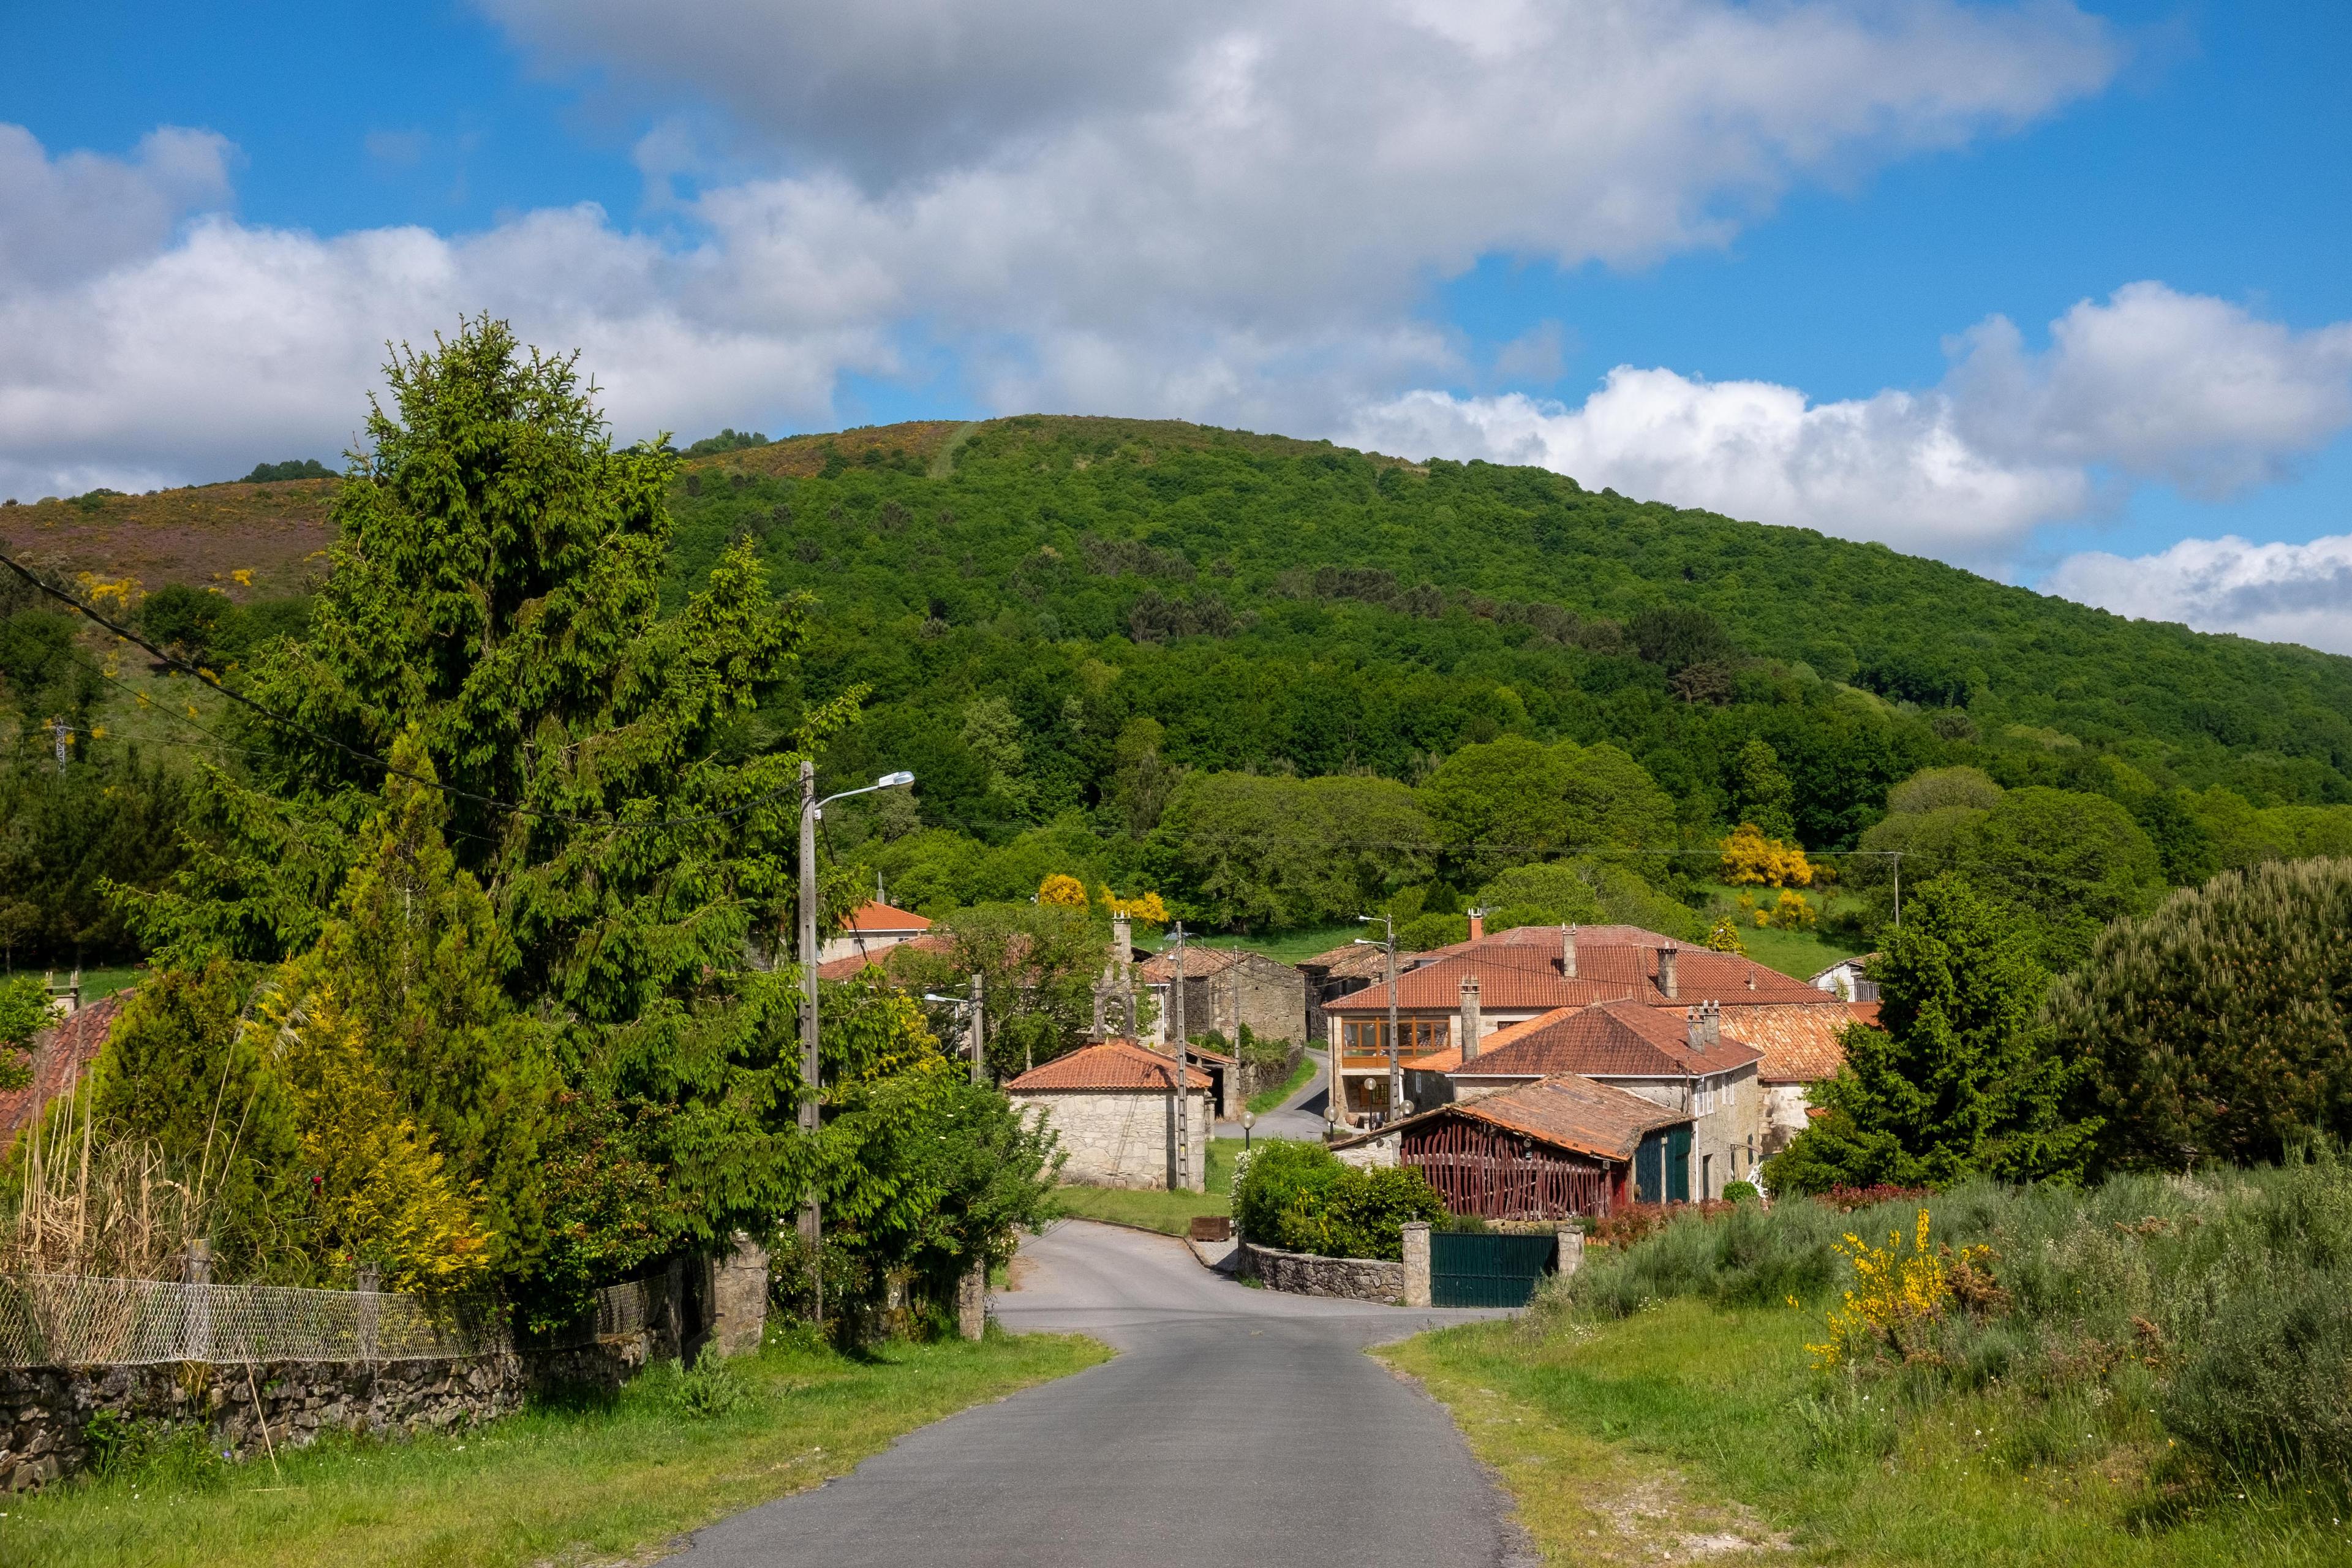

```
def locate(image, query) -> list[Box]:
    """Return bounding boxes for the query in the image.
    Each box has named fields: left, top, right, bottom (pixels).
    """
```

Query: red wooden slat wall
left=1400, top=1118, right=1614, bottom=1219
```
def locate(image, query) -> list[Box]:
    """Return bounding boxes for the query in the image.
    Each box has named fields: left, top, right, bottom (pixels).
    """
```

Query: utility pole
left=50, top=717, right=68, bottom=774
left=796, top=764, right=914, bottom=1334
left=797, top=760, right=821, bottom=1328
left=969, top=971, right=985, bottom=1085
left=1170, top=923, right=1190, bottom=1193
left=1892, top=851, right=1902, bottom=929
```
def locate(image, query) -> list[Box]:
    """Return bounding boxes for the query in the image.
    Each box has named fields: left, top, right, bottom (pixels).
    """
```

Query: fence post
left=183, top=1240, right=213, bottom=1361
left=356, top=1264, right=382, bottom=1360
left=1401, top=1222, right=1431, bottom=1308
left=957, top=1264, right=987, bottom=1342
left=1555, top=1227, right=1584, bottom=1280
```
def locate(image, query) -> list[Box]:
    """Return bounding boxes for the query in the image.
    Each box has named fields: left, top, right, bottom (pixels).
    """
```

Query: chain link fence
left=0, top=1273, right=505, bottom=1366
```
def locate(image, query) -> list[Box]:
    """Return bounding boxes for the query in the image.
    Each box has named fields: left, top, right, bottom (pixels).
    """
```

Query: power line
left=0, top=545, right=809, bottom=834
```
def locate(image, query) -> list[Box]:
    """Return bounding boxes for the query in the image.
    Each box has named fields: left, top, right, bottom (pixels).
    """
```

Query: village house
left=1296, top=939, right=1391, bottom=1043
left=0, top=992, right=129, bottom=1153
left=817, top=900, right=934, bottom=966
left=1330, top=1073, right=1694, bottom=1216
left=1320, top=922, right=1846, bottom=1129
left=1809, top=954, right=1880, bottom=1003
left=1006, top=1038, right=1213, bottom=1192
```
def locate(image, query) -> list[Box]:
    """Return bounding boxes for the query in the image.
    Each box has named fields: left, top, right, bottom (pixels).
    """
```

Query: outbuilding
left=1007, top=1039, right=1212, bottom=1193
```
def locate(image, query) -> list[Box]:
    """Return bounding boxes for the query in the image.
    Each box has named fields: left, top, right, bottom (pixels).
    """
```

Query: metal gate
left=1428, top=1232, right=1556, bottom=1308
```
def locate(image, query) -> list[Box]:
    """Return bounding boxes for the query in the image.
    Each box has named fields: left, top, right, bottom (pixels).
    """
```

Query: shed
left=1332, top=1074, right=1692, bottom=1218
left=1007, top=1039, right=1212, bottom=1193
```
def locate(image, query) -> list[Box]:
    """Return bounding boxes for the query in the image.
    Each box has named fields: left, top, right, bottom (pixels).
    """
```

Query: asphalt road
left=668, top=1219, right=1527, bottom=1567
left=1215, top=1042, right=1333, bottom=1142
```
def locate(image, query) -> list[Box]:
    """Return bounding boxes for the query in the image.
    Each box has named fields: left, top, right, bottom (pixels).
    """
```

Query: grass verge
left=1246, top=1052, right=1318, bottom=1115
left=2, top=1329, right=1107, bottom=1568
left=1386, top=1302, right=2352, bottom=1567
left=1049, top=1137, right=1262, bottom=1235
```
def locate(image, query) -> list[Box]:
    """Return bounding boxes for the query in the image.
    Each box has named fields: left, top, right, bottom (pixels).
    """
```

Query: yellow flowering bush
left=1719, top=823, right=1814, bottom=888
left=1101, top=887, right=1169, bottom=924
left=1808, top=1210, right=1993, bottom=1368
left=1037, top=873, right=1090, bottom=908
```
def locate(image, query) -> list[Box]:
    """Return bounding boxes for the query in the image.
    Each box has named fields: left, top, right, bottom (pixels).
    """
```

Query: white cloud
left=2046, top=535, right=2352, bottom=655
left=0, top=124, right=233, bottom=290
left=1346, top=285, right=2352, bottom=562
left=0, top=2, right=2125, bottom=498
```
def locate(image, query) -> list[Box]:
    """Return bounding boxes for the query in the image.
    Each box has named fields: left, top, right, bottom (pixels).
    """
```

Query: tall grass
left=1550, top=1147, right=2352, bottom=1494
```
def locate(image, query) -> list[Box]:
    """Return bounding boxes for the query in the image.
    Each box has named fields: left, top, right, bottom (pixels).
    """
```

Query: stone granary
left=1007, top=1039, right=1213, bottom=1192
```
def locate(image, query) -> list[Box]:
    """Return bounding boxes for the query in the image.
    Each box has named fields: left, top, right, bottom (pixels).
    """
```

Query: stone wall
left=1, top=1353, right=528, bottom=1493
left=1018, top=1088, right=1210, bottom=1191
left=1235, top=1241, right=1403, bottom=1303
left=1237, top=1039, right=1306, bottom=1103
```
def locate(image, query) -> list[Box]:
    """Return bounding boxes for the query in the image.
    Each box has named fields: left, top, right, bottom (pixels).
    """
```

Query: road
left=668, top=1219, right=1528, bottom=1567
left=1215, top=1042, right=1333, bottom=1142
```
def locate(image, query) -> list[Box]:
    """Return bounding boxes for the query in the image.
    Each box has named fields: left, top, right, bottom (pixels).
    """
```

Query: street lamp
left=1354, top=913, right=1401, bottom=1128
left=798, top=764, right=915, bottom=1329
left=922, top=978, right=986, bottom=1085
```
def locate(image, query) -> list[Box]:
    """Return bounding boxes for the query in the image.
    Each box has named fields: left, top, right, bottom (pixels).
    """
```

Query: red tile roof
left=1301, top=943, right=1392, bottom=981
left=1006, top=1039, right=1217, bottom=1093
left=1322, top=933, right=1833, bottom=1014
left=1, top=993, right=130, bottom=1148
left=1407, top=922, right=1694, bottom=965
left=1451, top=998, right=1763, bottom=1081
left=845, top=900, right=931, bottom=933
left=1335, top=1072, right=1689, bottom=1163
left=1724, top=1003, right=1859, bottom=1084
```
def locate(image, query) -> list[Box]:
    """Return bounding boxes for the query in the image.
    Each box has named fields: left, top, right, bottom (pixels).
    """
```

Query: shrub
left=668, top=1355, right=751, bottom=1420
left=82, top=1411, right=228, bottom=1491
left=1721, top=1180, right=1759, bottom=1204
left=1232, top=1140, right=1443, bottom=1259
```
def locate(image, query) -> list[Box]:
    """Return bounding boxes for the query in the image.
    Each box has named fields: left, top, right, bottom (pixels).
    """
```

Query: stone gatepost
left=956, top=1264, right=987, bottom=1341
left=1556, top=1227, right=1585, bottom=1280
left=1400, top=1222, right=1432, bottom=1308
left=708, top=1232, right=770, bottom=1357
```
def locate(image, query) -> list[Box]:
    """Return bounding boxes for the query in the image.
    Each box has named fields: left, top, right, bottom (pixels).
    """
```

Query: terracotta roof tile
left=1724, top=1002, right=1861, bottom=1083
left=1135, top=946, right=1294, bottom=984
left=1400, top=1008, right=1578, bottom=1074
left=1006, top=1039, right=1216, bottom=1093
left=1335, top=1073, right=1689, bottom=1163
left=1451, top=998, right=1763, bottom=1080
left=816, top=931, right=951, bottom=981
left=1301, top=943, right=1392, bottom=981
left=845, top=900, right=931, bottom=933
left=1, top=993, right=130, bottom=1149
left=1324, top=935, right=1836, bottom=1014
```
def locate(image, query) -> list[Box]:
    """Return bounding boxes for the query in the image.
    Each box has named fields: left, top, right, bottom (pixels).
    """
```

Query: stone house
left=817, top=900, right=933, bottom=965
left=1321, top=924, right=1854, bottom=1129
left=1330, top=1073, right=1693, bottom=1216
left=1297, top=940, right=1391, bottom=1044
left=1136, top=946, right=1306, bottom=1049
left=1007, top=1039, right=1212, bottom=1192
left=1438, top=998, right=1766, bottom=1202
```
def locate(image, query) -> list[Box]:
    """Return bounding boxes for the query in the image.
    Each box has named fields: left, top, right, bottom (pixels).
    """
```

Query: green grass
left=1049, top=1136, right=1302, bottom=1235
left=1695, top=881, right=1868, bottom=981
left=1245, top=1051, right=1319, bottom=1115
left=1387, top=1301, right=2352, bottom=1567
left=4, top=1329, right=1107, bottom=1568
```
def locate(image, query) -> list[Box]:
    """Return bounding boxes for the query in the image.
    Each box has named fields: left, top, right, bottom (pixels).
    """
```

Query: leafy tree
left=260, top=982, right=491, bottom=1294
left=1419, top=736, right=1675, bottom=883
left=1727, top=738, right=1796, bottom=840
left=1765, top=876, right=2090, bottom=1193
left=274, top=736, right=557, bottom=1279
left=682, top=429, right=770, bottom=458
left=1472, top=859, right=1704, bottom=941
left=242, top=459, right=333, bottom=482
left=92, top=958, right=303, bottom=1273
left=1958, top=786, right=2165, bottom=969
left=0, top=749, right=189, bottom=963
left=1147, top=771, right=1430, bottom=930
left=2048, top=858, right=2352, bottom=1172
left=0, top=973, right=45, bottom=1092
left=891, top=901, right=1109, bottom=1077
left=0, top=609, right=101, bottom=733
left=1886, top=766, right=2002, bottom=815
left=132, top=317, right=833, bottom=1259
left=140, top=584, right=235, bottom=665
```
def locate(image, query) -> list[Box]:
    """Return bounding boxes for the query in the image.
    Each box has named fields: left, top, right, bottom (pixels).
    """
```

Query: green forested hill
left=661, top=415, right=2352, bottom=856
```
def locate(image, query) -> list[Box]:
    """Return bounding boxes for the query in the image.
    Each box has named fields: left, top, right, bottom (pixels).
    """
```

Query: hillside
left=7, top=412, right=2352, bottom=959
left=652, top=415, right=2352, bottom=840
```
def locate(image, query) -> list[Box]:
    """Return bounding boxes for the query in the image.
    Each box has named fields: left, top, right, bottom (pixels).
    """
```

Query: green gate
left=1429, top=1232, right=1556, bottom=1308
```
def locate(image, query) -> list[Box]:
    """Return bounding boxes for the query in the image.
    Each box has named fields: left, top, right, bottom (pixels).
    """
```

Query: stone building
left=1136, top=946, right=1306, bottom=1049
left=1007, top=1039, right=1212, bottom=1192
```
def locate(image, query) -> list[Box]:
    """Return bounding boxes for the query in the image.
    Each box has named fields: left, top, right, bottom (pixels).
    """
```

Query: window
left=1342, top=1017, right=1445, bottom=1055
left=1702, top=1153, right=1713, bottom=1200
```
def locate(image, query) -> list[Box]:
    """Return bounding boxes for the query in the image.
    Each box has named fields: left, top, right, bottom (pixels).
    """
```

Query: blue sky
left=4, top=1, right=2351, bottom=648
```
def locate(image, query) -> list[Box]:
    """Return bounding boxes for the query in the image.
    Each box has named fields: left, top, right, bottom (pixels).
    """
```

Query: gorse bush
left=1231, top=1140, right=1443, bottom=1260
left=1550, top=1147, right=2352, bottom=1489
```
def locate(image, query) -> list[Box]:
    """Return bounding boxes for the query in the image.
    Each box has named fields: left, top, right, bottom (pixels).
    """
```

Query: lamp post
left=1169, top=923, right=1191, bottom=1193
left=799, top=764, right=914, bottom=1329
left=922, top=979, right=986, bottom=1085
left=1354, top=913, right=1401, bottom=1127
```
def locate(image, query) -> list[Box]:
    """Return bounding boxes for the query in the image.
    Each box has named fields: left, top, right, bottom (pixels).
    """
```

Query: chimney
left=1703, top=999, right=1721, bottom=1048
left=1657, top=944, right=1679, bottom=1000
left=1468, top=907, right=1485, bottom=942
left=1458, top=974, right=1483, bottom=1062
left=1562, top=924, right=1578, bottom=979
left=1686, top=1005, right=1705, bottom=1054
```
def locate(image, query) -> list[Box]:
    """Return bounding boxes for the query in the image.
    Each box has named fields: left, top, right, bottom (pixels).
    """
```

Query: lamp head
left=877, top=771, right=915, bottom=788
